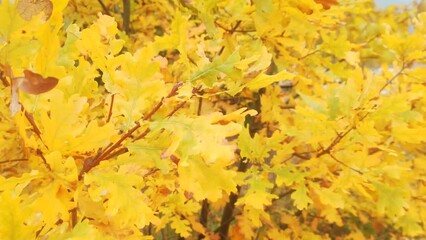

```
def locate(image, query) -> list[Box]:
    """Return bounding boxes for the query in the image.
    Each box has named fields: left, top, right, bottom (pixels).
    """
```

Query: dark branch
left=97, top=0, right=110, bottom=15
left=122, top=0, right=131, bottom=34
left=218, top=158, right=249, bottom=239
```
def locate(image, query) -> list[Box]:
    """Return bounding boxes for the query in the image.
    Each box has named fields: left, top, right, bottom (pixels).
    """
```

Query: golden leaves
left=1, top=0, right=426, bottom=239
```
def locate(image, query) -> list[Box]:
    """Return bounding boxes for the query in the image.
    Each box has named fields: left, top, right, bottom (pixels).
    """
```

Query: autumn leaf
left=13, top=69, right=58, bottom=94
left=314, top=0, right=338, bottom=10
left=17, top=0, right=53, bottom=21
left=291, top=184, right=313, bottom=210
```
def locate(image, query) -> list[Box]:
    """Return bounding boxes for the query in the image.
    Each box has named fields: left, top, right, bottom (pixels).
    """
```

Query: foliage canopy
left=1, top=0, right=426, bottom=239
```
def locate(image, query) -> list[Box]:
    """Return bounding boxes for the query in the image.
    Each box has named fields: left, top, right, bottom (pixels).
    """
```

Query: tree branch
left=78, top=82, right=185, bottom=179
left=97, top=0, right=110, bottom=15
left=218, top=158, right=249, bottom=239
left=122, top=0, right=131, bottom=34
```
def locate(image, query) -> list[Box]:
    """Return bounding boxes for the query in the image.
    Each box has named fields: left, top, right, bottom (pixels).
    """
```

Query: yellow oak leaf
left=38, top=90, right=114, bottom=154
left=236, top=176, right=278, bottom=209
left=392, top=124, right=426, bottom=144
left=178, top=157, right=237, bottom=201
left=245, top=70, right=294, bottom=91
left=170, top=216, right=191, bottom=238
left=291, top=184, right=313, bottom=210
left=374, top=182, right=409, bottom=218
left=0, top=0, right=27, bottom=41
left=0, top=192, right=34, bottom=240
left=53, top=221, right=104, bottom=240
left=84, top=171, right=157, bottom=228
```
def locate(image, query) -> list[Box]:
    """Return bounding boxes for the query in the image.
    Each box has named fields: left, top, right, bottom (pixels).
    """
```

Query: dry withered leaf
left=13, top=70, right=58, bottom=95
left=17, top=0, right=53, bottom=21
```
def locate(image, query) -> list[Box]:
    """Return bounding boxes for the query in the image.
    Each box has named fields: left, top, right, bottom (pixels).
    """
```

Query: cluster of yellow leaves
left=0, top=0, right=426, bottom=239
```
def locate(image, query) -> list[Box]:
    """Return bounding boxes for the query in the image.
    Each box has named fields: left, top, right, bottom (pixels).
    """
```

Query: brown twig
left=0, top=70, right=10, bottom=87
left=298, top=49, right=320, bottom=60
left=378, top=66, right=405, bottom=94
left=103, top=147, right=128, bottom=160
left=144, top=98, right=165, bottom=121
left=317, top=126, right=355, bottom=157
left=24, top=111, right=49, bottom=150
left=215, top=20, right=254, bottom=33
left=218, top=21, right=242, bottom=56
left=166, top=101, right=187, bottom=118
left=0, top=158, right=28, bottom=164
left=122, top=0, right=131, bottom=34
left=328, top=153, right=363, bottom=175
left=24, top=111, right=41, bottom=136
left=79, top=82, right=184, bottom=178
left=106, top=94, right=115, bottom=123
left=97, top=0, right=110, bottom=15
left=37, top=149, right=51, bottom=171
left=178, top=0, right=199, bottom=14
left=133, top=128, right=151, bottom=142
left=70, top=208, right=78, bottom=227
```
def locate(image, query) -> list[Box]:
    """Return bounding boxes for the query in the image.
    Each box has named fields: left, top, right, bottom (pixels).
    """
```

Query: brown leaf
left=17, top=0, right=53, bottom=21
left=14, top=70, right=58, bottom=95
left=314, top=0, right=338, bottom=10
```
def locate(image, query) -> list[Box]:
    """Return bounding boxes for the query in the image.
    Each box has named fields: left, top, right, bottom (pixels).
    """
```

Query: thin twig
left=0, top=158, right=28, bottom=165
left=24, top=111, right=48, bottom=150
left=144, top=98, right=164, bottom=121
left=317, top=126, right=354, bottom=157
left=378, top=66, right=405, bottom=94
left=37, top=149, right=51, bottom=171
left=178, top=0, right=199, bottom=14
left=79, top=82, right=184, bottom=178
left=197, top=97, right=203, bottom=116
left=133, top=128, right=151, bottom=142
left=218, top=21, right=242, bottom=56
left=103, top=147, right=128, bottom=160
left=97, top=0, right=110, bottom=15
left=70, top=208, right=77, bottom=227
left=166, top=101, right=187, bottom=118
left=298, top=49, right=320, bottom=60
left=0, top=70, right=10, bottom=87
left=215, top=20, right=255, bottom=33
left=106, top=94, right=115, bottom=123
left=328, top=153, right=363, bottom=175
